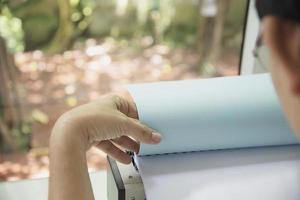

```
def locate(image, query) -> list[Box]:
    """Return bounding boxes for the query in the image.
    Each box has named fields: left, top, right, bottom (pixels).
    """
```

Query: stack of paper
left=128, top=74, right=300, bottom=200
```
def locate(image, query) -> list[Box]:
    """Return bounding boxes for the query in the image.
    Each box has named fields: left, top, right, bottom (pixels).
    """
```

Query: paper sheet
left=137, top=145, right=300, bottom=200
left=128, top=74, right=299, bottom=156
left=127, top=74, right=300, bottom=200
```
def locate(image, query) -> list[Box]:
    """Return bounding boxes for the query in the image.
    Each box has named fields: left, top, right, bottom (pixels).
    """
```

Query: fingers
left=96, top=140, right=131, bottom=164
left=111, top=136, right=140, bottom=153
left=89, top=94, right=162, bottom=146
left=124, top=118, right=162, bottom=144
left=102, top=95, right=162, bottom=144
left=111, top=95, right=139, bottom=119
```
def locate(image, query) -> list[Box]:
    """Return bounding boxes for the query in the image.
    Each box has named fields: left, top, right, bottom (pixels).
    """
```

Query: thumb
left=122, top=117, right=162, bottom=144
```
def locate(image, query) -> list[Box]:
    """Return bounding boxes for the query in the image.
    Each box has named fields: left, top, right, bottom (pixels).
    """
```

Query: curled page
left=128, top=74, right=299, bottom=156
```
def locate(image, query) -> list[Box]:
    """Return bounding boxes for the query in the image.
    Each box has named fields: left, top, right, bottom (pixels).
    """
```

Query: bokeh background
left=0, top=0, right=248, bottom=181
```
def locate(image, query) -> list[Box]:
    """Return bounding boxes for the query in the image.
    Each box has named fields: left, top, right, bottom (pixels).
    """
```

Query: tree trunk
left=46, top=0, right=74, bottom=53
left=197, top=0, right=230, bottom=75
left=0, top=37, right=29, bottom=152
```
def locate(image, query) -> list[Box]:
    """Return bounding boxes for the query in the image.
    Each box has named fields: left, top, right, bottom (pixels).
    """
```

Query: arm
left=48, top=95, right=161, bottom=200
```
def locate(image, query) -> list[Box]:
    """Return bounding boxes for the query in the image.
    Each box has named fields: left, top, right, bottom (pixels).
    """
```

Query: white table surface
left=0, top=170, right=107, bottom=200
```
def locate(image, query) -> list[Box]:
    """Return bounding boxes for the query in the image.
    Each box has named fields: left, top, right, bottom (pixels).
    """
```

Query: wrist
left=50, top=114, right=89, bottom=155
left=49, top=116, right=93, bottom=200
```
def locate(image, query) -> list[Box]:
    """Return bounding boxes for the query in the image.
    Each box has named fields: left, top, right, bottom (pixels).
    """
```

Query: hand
left=51, top=95, right=161, bottom=164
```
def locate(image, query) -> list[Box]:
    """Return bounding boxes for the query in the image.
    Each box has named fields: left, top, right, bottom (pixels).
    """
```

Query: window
left=0, top=0, right=249, bottom=181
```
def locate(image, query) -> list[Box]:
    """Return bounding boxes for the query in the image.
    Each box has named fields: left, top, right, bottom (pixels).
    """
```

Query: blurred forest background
left=0, top=0, right=248, bottom=181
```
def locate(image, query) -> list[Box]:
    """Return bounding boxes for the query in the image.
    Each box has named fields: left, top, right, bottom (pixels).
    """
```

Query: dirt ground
left=0, top=39, right=238, bottom=181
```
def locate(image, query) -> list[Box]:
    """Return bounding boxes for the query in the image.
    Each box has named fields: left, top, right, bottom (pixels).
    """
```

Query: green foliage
left=0, top=125, right=31, bottom=153
left=70, top=0, right=95, bottom=34
left=222, top=0, right=248, bottom=51
left=0, top=6, right=24, bottom=53
left=163, top=0, right=199, bottom=47
left=23, top=14, right=57, bottom=50
left=1, top=0, right=247, bottom=53
left=2, top=0, right=57, bottom=51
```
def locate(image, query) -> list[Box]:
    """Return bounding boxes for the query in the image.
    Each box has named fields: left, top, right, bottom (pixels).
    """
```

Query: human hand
left=51, top=95, right=161, bottom=164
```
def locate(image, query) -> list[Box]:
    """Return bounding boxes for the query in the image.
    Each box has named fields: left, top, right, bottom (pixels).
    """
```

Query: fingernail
left=151, top=132, right=161, bottom=143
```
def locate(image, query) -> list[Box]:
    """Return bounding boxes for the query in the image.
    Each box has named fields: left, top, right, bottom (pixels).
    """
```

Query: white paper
left=128, top=74, right=298, bottom=156
left=136, top=145, right=300, bottom=200
left=127, top=74, right=300, bottom=199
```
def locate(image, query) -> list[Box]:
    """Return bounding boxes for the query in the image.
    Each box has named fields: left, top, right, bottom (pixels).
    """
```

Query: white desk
left=0, top=170, right=107, bottom=200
